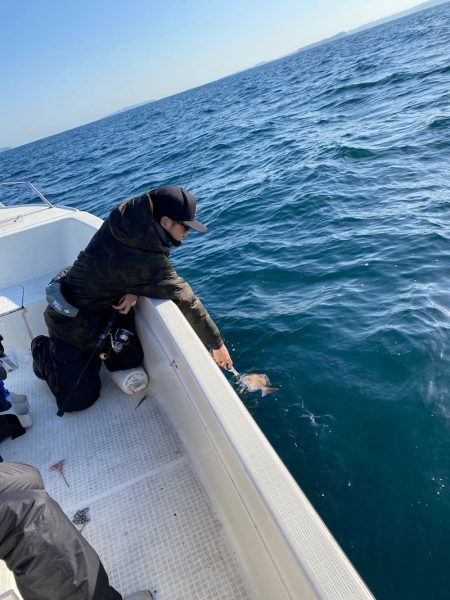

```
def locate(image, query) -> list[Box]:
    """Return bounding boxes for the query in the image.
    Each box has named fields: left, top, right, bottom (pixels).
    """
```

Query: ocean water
left=1, top=3, right=450, bottom=598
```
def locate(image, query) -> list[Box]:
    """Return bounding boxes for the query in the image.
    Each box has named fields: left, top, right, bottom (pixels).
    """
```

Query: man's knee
left=0, top=463, right=44, bottom=494
left=57, top=375, right=101, bottom=412
left=32, top=335, right=102, bottom=412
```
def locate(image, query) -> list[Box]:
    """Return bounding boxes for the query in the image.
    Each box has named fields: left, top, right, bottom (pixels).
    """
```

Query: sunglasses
left=173, top=220, right=189, bottom=232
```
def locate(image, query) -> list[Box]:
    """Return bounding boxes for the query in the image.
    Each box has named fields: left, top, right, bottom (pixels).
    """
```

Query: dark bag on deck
left=0, top=335, right=26, bottom=443
left=0, top=414, right=26, bottom=442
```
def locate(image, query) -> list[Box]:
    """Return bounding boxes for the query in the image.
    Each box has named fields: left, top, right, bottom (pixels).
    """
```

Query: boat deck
left=0, top=345, right=252, bottom=599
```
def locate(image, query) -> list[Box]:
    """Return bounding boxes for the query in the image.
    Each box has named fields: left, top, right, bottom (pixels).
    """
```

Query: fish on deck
left=238, top=373, right=279, bottom=397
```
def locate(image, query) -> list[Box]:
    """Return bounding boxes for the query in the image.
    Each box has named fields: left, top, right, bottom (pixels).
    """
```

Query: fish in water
left=238, top=373, right=279, bottom=397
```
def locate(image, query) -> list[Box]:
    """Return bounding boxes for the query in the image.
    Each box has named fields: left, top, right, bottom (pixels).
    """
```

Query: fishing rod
left=56, top=311, right=118, bottom=417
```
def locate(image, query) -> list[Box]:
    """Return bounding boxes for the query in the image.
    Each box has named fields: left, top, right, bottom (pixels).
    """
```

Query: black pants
left=31, top=319, right=144, bottom=413
left=0, top=462, right=122, bottom=600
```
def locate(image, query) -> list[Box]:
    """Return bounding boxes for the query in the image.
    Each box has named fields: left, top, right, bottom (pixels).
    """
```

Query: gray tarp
left=0, top=462, right=112, bottom=600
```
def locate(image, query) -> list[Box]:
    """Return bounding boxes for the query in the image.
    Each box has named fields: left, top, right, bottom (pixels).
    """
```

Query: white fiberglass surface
left=0, top=336, right=251, bottom=600
left=0, top=215, right=97, bottom=288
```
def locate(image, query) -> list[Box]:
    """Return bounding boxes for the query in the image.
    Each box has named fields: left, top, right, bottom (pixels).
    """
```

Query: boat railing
left=0, top=181, right=77, bottom=226
left=0, top=181, right=53, bottom=207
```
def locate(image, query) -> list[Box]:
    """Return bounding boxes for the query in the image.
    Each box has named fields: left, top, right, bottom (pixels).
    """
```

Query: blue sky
left=0, top=0, right=432, bottom=148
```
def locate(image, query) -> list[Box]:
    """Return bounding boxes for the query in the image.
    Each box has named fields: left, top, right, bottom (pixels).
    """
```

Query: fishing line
left=184, top=108, right=231, bottom=188
left=226, top=365, right=240, bottom=378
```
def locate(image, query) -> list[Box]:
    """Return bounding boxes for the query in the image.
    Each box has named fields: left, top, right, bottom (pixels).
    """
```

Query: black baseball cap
left=151, top=185, right=207, bottom=232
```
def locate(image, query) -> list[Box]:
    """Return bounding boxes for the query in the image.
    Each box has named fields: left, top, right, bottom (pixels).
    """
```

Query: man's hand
left=211, top=344, right=233, bottom=370
left=112, top=294, right=138, bottom=314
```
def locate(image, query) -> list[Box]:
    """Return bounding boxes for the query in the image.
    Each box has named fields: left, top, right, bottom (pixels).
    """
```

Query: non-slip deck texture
left=0, top=349, right=251, bottom=600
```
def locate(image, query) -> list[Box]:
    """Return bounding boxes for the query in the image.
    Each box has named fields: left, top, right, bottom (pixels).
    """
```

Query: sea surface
left=1, top=3, right=450, bottom=598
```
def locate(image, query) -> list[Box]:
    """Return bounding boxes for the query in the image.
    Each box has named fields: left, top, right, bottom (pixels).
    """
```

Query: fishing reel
left=99, top=327, right=133, bottom=360
left=110, top=328, right=133, bottom=353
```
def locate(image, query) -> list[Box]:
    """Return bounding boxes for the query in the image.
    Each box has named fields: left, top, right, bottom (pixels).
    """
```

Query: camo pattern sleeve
left=125, top=259, right=224, bottom=351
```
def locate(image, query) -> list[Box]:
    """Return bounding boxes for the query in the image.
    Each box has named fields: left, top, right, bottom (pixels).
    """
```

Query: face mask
left=153, top=221, right=181, bottom=248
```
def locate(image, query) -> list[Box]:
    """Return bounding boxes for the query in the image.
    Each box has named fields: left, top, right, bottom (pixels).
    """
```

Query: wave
left=324, top=71, right=414, bottom=98
left=327, top=143, right=377, bottom=159
left=128, top=121, right=144, bottom=131
left=428, top=115, right=450, bottom=130
left=418, top=62, right=450, bottom=79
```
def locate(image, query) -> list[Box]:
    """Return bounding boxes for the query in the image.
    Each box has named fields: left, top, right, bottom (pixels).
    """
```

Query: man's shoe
left=31, top=335, right=48, bottom=352
left=32, top=361, right=45, bottom=381
left=31, top=335, right=48, bottom=380
left=123, top=591, right=153, bottom=600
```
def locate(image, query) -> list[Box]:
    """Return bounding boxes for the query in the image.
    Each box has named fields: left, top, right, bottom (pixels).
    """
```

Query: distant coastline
left=3, top=0, right=448, bottom=150
left=107, top=100, right=154, bottom=118
left=109, top=1, right=449, bottom=118
left=291, top=0, right=448, bottom=56
left=351, top=0, right=447, bottom=33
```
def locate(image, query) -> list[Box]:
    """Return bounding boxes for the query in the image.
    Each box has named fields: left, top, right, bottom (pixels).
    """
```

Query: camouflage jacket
left=44, top=193, right=223, bottom=352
